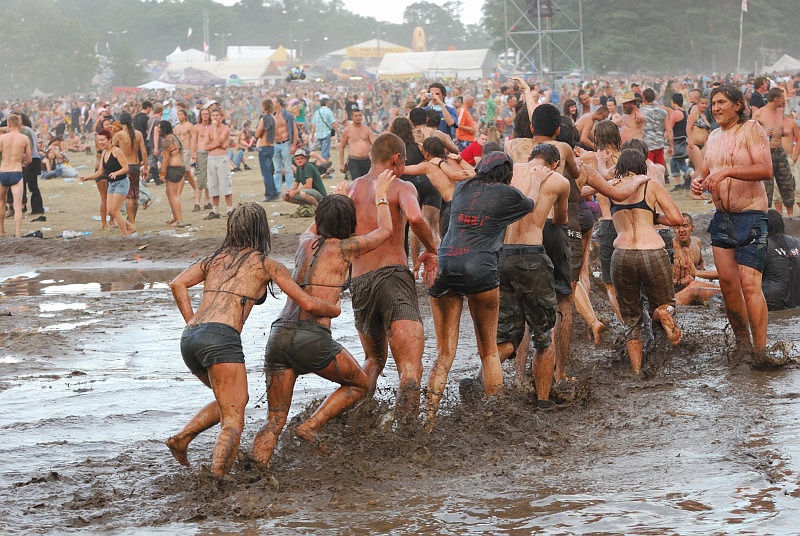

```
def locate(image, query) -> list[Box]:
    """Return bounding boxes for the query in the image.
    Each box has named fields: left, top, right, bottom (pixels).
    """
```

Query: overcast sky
left=214, top=0, right=484, bottom=26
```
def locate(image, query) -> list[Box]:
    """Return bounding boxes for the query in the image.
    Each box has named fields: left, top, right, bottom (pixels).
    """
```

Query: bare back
left=113, top=128, right=145, bottom=164
left=0, top=131, right=31, bottom=172
left=505, top=163, right=569, bottom=245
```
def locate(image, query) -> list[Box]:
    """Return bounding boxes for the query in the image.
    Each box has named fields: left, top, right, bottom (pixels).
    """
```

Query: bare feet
left=166, top=217, right=177, bottom=225
left=591, top=321, right=606, bottom=346
left=293, top=425, right=331, bottom=456
left=165, top=436, right=191, bottom=467
left=655, top=305, right=682, bottom=345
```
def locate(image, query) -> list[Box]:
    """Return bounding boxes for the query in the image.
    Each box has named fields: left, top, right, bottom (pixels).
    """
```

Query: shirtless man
left=672, top=213, right=721, bottom=305
left=174, top=108, right=200, bottom=210
left=495, top=143, right=569, bottom=401
left=272, top=97, right=299, bottom=198
left=338, top=133, right=439, bottom=430
left=339, top=110, right=376, bottom=181
left=203, top=109, right=233, bottom=219
left=619, top=91, right=645, bottom=143
left=191, top=107, right=212, bottom=211
left=691, top=85, right=773, bottom=365
left=0, top=115, right=31, bottom=237
left=113, top=112, right=148, bottom=225
left=753, top=88, right=795, bottom=217
left=575, top=106, right=609, bottom=150
left=780, top=105, right=800, bottom=208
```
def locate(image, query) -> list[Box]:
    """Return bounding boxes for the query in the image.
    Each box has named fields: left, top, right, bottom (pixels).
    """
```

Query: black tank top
left=673, top=110, right=687, bottom=138
left=103, top=150, right=126, bottom=181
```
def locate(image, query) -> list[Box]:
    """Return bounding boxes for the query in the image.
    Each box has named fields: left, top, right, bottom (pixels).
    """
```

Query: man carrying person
left=0, top=114, right=32, bottom=237
left=338, top=133, right=439, bottom=430
left=753, top=88, right=796, bottom=217
left=339, top=109, right=375, bottom=181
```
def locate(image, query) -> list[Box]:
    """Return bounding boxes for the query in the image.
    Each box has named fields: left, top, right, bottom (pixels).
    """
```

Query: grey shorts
left=350, top=264, right=421, bottom=338
left=265, top=318, right=343, bottom=375
left=180, top=322, right=245, bottom=375
left=596, top=219, right=617, bottom=284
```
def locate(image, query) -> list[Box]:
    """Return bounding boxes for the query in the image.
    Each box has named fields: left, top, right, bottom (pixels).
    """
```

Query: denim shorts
left=106, top=176, right=130, bottom=196
left=708, top=210, right=768, bottom=272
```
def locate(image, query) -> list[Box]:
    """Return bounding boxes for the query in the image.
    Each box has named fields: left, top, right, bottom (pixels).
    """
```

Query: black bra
left=610, top=182, right=656, bottom=216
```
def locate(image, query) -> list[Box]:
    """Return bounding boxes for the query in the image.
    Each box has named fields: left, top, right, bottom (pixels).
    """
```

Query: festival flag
left=187, top=26, right=193, bottom=37
left=203, top=41, right=209, bottom=53
left=741, top=0, right=748, bottom=12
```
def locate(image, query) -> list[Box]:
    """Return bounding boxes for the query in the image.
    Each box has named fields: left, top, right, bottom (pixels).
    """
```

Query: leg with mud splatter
left=251, top=368, right=297, bottom=466
left=166, top=370, right=219, bottom=467
left=553, top=294, right=574, bottom=382
left=294, top=348, right=370, bottom=452
left=713, top=247, right=757, bottom=356
left=387, top=319, right=424, bottom=431
left=426, top=293, right=464, bottom=431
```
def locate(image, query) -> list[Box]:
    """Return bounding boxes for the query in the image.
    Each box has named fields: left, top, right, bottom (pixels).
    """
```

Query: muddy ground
left=1, top=208, right=799, bottom=534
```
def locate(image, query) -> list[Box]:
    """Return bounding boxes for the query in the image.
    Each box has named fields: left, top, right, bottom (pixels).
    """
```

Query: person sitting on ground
left=672, top=212, right=721, bottom=305
left=283, top=148, right=327, bottom=208
left=166, top=202, right=340, bottom=476
left=251, top=172, right=395, bottom=465
left=762, top=209, right=800, bottom=311
left=40, top=146, right=79, bottom=179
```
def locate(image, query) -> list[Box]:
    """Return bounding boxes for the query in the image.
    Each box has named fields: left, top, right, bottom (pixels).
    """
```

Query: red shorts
left=647, top=148, right=665, bottom=166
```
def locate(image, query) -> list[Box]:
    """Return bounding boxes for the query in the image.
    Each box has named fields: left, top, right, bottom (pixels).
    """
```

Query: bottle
left=60, top=231, right=91, bottom=239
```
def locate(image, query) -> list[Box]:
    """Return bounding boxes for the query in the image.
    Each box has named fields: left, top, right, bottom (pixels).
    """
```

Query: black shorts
left=347, top=156, right=371, bottom=181
left=596, top=219, right=617, bottom=284
left=265, top=318, right=343, bottom=375
left=497, top=246, right=557, bottom=351
left=180, top=322, right=245, bottom=375
left=350, top=265, right=422, bottom=338
left=543, top=220, right=572, bottom=296
left=402, top=174, right=442, bottom=209
left=165, top=165, right=184, bottom=184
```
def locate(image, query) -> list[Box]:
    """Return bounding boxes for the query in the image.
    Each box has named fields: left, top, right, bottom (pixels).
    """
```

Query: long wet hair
left=710, top=84, right=748, bottom=124
left=556, top=116, right=579, bottom=148
left=767, top=209, right=787, bottom=247
left=120, top=111, right=135, bottom=145
left=422, top=136, right=447, bottom=158
left=621, top=138, right=648, bottom=157
left=594, top=120, right=621, bottom=152
left=158, top=120, right=173, bottom=137
left=615, top=149, right=648, bottom=178
left=390, top=116, right=415, bottom=145
left=315, top=194, right=357, bottom=240
left=513, top=102, right=533, bottom=138
left=202, top=203, right=272, bottom=275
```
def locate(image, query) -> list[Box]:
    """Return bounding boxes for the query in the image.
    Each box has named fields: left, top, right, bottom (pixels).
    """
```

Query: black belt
left=275, top=139, right=289, bottom=144
left=502, top=244, right=546, bottom=255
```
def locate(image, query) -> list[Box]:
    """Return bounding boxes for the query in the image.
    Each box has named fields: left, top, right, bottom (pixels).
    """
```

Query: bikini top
left=694, top=113, right=711, bottom=130
left=298, top=236, right=352, bottom=292
left=204, top=287, right=268, bottom=306
left=610, top=182, right=656, bottom=216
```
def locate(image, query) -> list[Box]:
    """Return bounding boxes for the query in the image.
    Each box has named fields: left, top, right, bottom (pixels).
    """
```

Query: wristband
left=375, top=197, right=388, bottom=207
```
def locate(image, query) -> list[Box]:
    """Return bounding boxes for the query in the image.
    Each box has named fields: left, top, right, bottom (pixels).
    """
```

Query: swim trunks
left=596, top=219, right=617, bottom=284
left=180, top=322, right=245, bottom=375
left=707, top=210, right=768, bottom=272
left=126, top=164, right=140, bottom=200
left=611, top=248, right=675, bottom=342
left=0, top=171, right=23, bottom=187
left=350, top=264, right=422, bottom=338
left=765, top=146, right=796, bottom=208
left=497, top=245, right=557, bottom=351
left=542, top=219, right=573, bottom=296
left=264, top=318, right=343, bottom=375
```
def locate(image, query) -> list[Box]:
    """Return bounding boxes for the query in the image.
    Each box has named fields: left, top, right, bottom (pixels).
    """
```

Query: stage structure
left=503, top=0, right=584, bottom=80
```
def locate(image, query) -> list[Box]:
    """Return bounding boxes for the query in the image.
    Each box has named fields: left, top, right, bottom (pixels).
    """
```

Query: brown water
left=0, top=266, right=799, bottom=534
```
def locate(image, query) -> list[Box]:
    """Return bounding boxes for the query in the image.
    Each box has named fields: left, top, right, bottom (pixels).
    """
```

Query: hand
left=667, top=146, right=674, bottom=157
left=573, top=146, right=586, bottom=158
left=375, top=169, right=395, bottom=197
left=417, top=250, right=438, bottom=287
left=339, top=164, right=346, bottom=173
left=631, top=174, right=652, bottom=188
left=332, top=181, right=350, bottom=196
left=703, top=168, right=727, bottom=194
left=690, top=175, right=706, bottom=196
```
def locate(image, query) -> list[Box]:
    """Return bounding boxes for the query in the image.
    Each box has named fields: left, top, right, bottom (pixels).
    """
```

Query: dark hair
left=97, top=129, right=112, bottom=140
left=615, top=149, right=648, bottom=177
left=476, top=160, right=512, bottom=185
left=409, top=107, right=427, bottom=126
left=142, top=101, right=153, bottom=109
left=320, top=97, right=329, bottom=107
left=426, top=108, right=441, bottom=128
left=621, top=138, right=648, bottom=156
left=672, top=93, right=684, bottom=107
left=710, top=85, right=748, bottom=124
left=428, top=82, right=447, bottom=97
left=642, top=88, right=656, bottom=103
left=422, top=136, right=447, bottom=158
left=530, top=143, right=561, bottom=165
left=389, top=116, right=414, bottom=145
left=316, top=194, right=356, bottom=240
left=594, top=120, right=621, bottom=151
left=682, top=212, right=693, bottom=224
left=767, top=208, right=785, bottom=238
left=513, top=103, right=532, bottom=138
left=766, top=88, right=784, bottom=102
left=158, top=120, right=173, bottom=136
left=556, top=116, right=578, bottom=148
left=482, top=141, right=502, bottom=154
left=562, top=99, right=577, bottom=121
left=532, top=104, right=561, bottom=138
left=120, top=111, right=135, bottom=145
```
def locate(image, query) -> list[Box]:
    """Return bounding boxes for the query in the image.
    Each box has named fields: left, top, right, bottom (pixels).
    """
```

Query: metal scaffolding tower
left=503, top=0, right=584, bottom=78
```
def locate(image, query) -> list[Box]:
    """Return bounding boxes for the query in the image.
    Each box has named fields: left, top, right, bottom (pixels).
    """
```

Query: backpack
left=785, top=236, right=800, bottom=309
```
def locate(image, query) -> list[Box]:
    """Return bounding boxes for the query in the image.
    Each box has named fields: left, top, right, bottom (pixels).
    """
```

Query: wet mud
left=1, top=214, right=800, bottom=533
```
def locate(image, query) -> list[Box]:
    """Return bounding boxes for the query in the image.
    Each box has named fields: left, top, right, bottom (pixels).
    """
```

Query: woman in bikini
left=687, top=95, right=711, bottom=193
left=80, top=129, right=135, bottom=235
left=158, top=120, right=188, bottom=227
left=251, top=171, right=395, bottom=466
left=610, top=149, right=684, bottom=374
left=167, top=202, right=340, bottom=476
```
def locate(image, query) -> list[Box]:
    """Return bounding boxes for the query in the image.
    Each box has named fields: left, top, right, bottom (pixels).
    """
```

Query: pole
left=203, top=11, right=209, bottom=62
left=736, top=6, right=744, bottom=72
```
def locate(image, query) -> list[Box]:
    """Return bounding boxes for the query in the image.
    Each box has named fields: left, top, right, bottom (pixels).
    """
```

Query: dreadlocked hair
left=316, top=194, right=356, bottom=240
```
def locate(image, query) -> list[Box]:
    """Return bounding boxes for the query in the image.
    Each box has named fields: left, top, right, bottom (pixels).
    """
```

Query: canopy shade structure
left=377, top=49, right=493, bottom=79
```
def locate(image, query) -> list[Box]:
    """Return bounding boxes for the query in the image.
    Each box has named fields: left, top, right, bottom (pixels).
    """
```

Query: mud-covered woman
left=251, top=171, right=395, bottom=466
left=166, top=202, right=340, bottom=476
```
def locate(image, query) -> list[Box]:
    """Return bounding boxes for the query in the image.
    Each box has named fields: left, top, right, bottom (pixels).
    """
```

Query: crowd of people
left=3, top=72, right=798, bottom=474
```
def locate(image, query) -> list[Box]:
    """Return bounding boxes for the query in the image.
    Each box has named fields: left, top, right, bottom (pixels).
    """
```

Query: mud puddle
left=0, top=266, right=799, bottom=534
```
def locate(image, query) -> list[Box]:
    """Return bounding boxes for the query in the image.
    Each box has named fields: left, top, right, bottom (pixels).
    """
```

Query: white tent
left=763, top=54, right=800, bottom=73
left=327, top=39, right=410, bottom=58
left=166, top=46, right=216, bottom=63
left=226, top=46, right=276, bottom=61
left=377, top=49, right=493, bottom=79
left=163, top=59, right=277, bottom=85
left=138, top=80, right=176, bottom=91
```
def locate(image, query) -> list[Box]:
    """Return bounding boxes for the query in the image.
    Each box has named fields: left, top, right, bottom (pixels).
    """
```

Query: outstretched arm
left=269, top=260, right=341, bottom=318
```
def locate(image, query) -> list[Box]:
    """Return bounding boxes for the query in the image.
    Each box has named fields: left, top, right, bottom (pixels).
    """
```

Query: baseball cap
left=293, top=148, right=308, bottom=158
left=475, top=151, right=512, bottom=174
